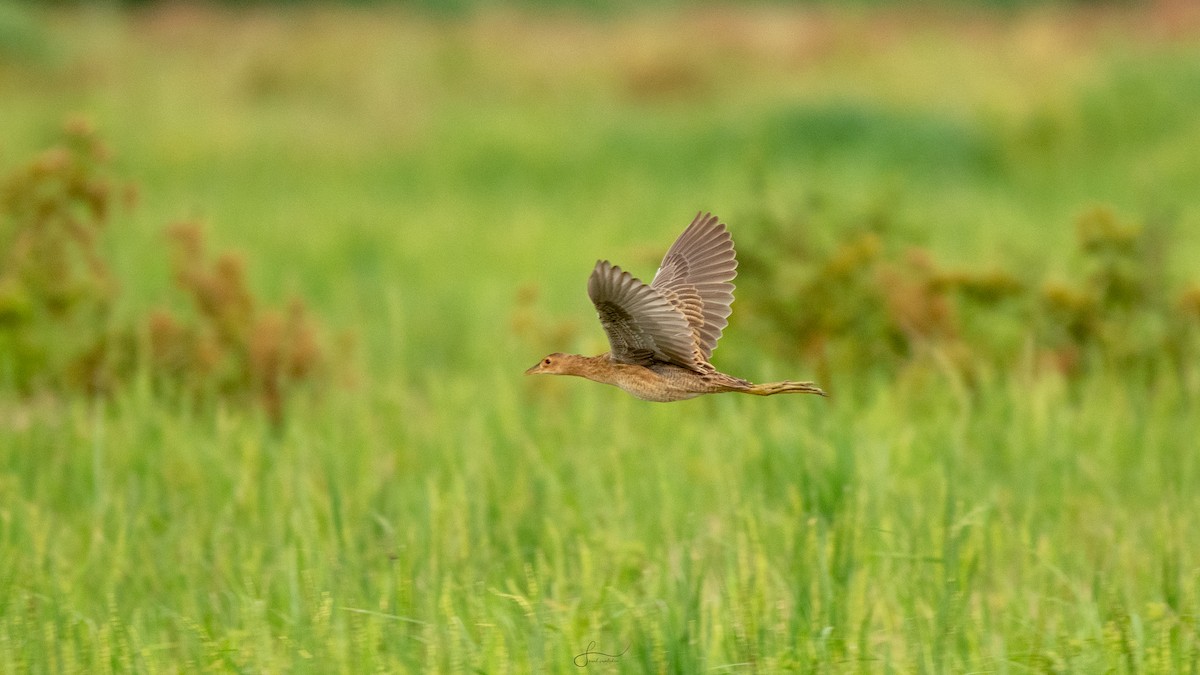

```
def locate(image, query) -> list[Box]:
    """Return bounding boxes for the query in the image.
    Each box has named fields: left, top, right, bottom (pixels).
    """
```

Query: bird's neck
left=561, top=353, right=619, bottom=384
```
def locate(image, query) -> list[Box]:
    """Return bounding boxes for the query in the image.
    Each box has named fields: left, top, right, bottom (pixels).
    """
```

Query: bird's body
left=526, top=212, right=826, bottom=400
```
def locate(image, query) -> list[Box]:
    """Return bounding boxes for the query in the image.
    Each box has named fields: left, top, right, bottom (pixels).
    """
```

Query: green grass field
left=3, top=3, right=1200, bottom=672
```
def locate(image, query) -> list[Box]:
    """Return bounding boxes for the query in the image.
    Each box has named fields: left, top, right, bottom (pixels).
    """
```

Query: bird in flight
left=526, top=212, right=826, bottom=401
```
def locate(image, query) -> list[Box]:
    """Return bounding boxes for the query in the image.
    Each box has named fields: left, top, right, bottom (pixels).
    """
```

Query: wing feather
left=587, top=260, right=697, bottom=367
left=650, top=212, right=738, bottom=360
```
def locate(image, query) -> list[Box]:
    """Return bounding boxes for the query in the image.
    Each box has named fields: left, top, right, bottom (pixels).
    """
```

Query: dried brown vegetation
left=149, top=222, right=330, bottom=424
left=0, top=117, right=124, bottom=393
left=739, top=205, right=1200, bottom=390
left=0, top=121, right=340, bottom=423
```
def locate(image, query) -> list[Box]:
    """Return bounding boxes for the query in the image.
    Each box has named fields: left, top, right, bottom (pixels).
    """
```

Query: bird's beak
left=525, top=362, right=542, bottom=375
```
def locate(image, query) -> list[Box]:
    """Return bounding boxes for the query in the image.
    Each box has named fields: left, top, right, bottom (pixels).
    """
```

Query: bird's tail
left=744, top=381, right=827, bottom=397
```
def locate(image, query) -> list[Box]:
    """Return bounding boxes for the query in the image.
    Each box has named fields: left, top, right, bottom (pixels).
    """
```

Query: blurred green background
left=2, top=0, right=1200, bottom=671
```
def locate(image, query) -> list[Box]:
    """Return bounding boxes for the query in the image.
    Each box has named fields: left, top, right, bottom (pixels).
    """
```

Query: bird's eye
left=544, top=358, right=552, bottom=365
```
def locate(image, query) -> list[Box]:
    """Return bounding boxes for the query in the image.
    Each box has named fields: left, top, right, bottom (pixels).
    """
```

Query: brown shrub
left=151, top=222, right=334, bottom=425
left=737, top=203, right=1200, bottom=387
left=1, top=119, right=342, bottom=424
left=0, top=117, right=120, bottom=392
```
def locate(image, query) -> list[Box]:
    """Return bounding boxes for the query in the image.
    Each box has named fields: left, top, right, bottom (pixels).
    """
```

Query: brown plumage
left=526, top=212, right=826, bottom=401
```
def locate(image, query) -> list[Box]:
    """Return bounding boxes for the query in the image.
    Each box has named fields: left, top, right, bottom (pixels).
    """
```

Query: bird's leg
left=743, top=381, right=828, bottom=397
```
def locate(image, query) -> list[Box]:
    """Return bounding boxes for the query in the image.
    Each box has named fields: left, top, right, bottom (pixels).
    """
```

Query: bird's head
left=525, top=353, right=578, bottom=376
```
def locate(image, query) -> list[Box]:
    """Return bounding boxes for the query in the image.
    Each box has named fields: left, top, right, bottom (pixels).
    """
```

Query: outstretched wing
left=587, top=260, right=697, bottom=367
left=650, top=212, right=737, bottom=360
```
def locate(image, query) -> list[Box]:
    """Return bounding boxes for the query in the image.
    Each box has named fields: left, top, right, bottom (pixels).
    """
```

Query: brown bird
left=526, top=212, right=826, bottom=401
